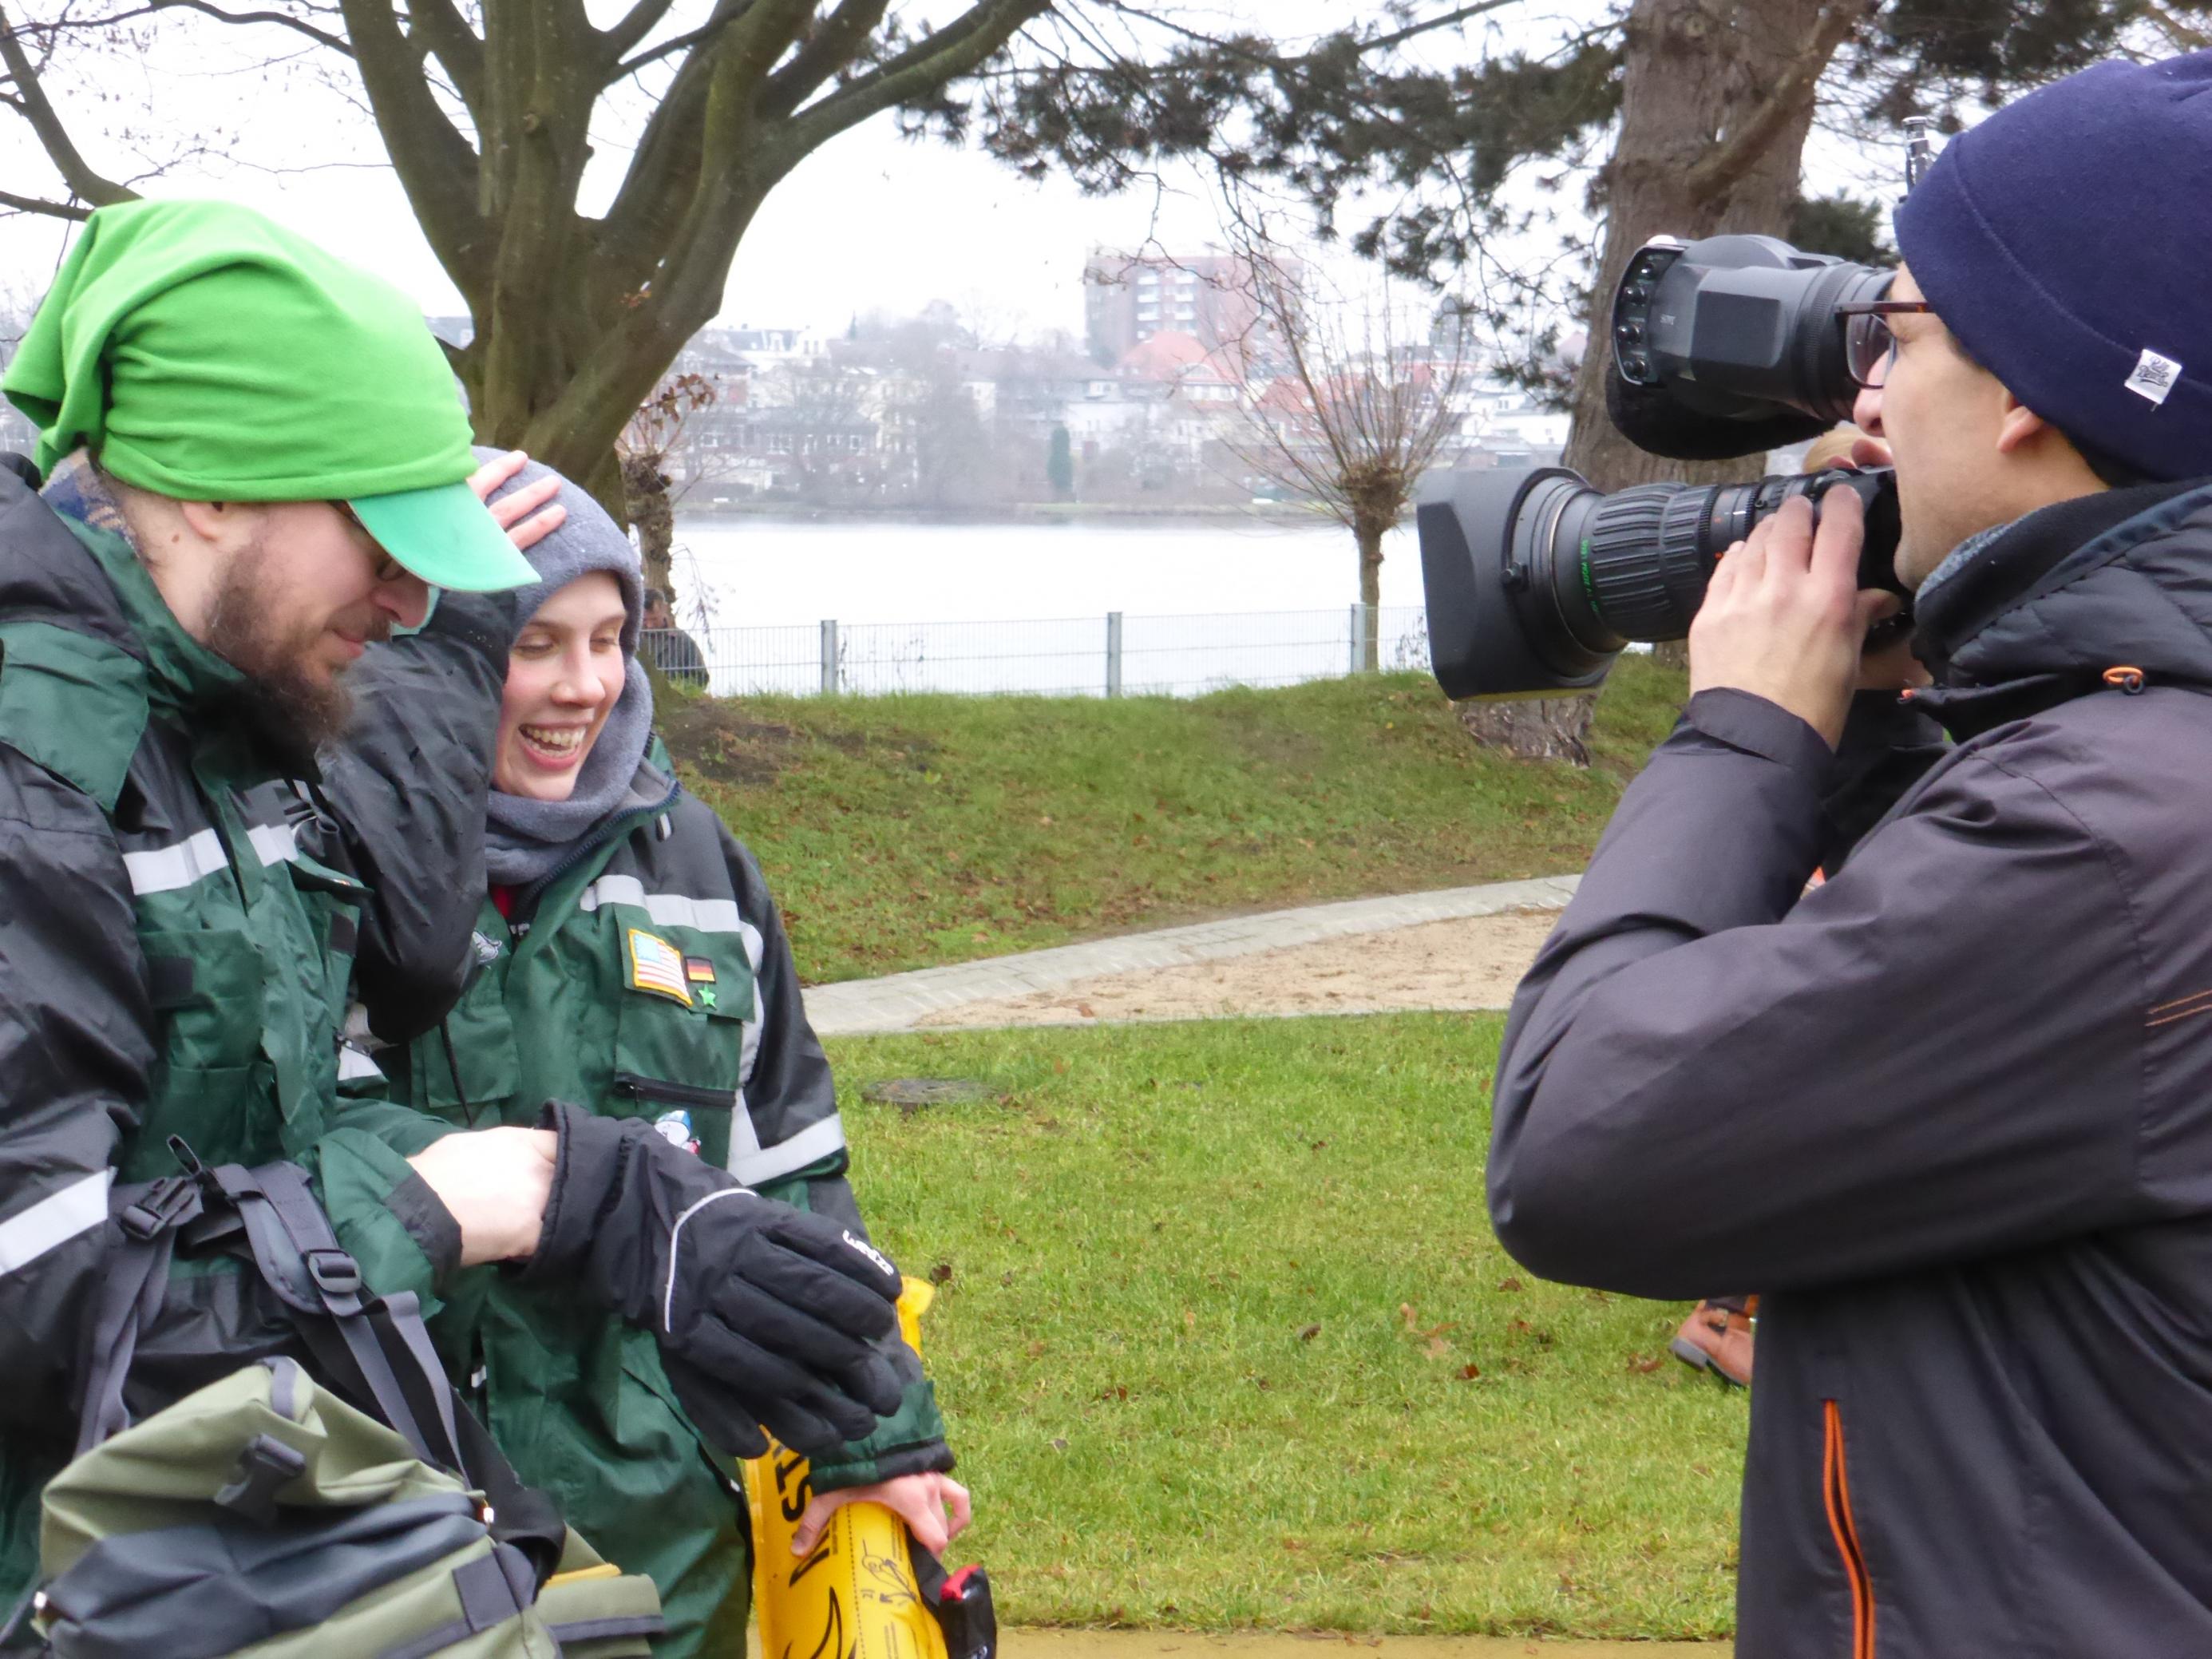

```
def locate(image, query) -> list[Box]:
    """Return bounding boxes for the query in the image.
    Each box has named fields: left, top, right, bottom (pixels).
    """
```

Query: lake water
left=664, top=513, right=1433, bottom=698
left=669, top=513, right=1426, bottom=627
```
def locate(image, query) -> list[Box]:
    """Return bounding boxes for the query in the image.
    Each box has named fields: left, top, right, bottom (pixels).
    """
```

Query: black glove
left=524, top=1101, right=904, bottom=1458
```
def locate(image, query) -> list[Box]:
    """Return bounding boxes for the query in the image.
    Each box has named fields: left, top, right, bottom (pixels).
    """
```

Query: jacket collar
left=1907, top=477, right=2212, bottom=739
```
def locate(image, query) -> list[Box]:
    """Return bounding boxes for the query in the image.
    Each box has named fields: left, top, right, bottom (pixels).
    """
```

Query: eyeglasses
left=1836, top=299, right=1937, bottom=389
left=332, top=501, right=409, bottom=586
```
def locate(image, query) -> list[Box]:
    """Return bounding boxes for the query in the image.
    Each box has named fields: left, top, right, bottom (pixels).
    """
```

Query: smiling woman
left=358, top=452, right=968, bottom=1657
left=497, top=570, right=631, bottom=800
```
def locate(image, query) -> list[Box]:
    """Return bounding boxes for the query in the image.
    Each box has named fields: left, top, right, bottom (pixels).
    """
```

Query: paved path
left=802, top=877, right=1580, bottom=1037
left=1007, top=1632, right=1722, bottom=1657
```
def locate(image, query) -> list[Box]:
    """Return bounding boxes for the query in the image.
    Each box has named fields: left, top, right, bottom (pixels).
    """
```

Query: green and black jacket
left=370, top=751, right=952, bottom=1657
left=0, top=463, right=481, bottom=1602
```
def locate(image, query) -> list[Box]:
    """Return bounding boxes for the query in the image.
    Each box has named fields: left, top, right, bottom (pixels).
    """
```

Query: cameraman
left=1490, top=52, right=2212, bottom=1657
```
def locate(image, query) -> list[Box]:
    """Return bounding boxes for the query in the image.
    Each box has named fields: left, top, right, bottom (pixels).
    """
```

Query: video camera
left=1419, top=232, right=1903, bottom=699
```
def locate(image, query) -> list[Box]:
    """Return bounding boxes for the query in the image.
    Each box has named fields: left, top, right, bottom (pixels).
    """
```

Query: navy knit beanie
left=1894, top=51, right=2212, bottom=482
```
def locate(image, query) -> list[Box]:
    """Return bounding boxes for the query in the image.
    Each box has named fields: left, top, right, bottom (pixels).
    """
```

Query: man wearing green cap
left=0, top=198, right=907, bottom=1611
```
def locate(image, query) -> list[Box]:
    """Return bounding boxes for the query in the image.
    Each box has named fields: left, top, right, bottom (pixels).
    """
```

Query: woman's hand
left=789, top=1471, right=973, bottom=1558
left=468, top=449, right=566, bottom=552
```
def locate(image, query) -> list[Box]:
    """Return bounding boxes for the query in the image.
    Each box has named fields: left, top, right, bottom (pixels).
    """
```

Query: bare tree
left=1224, top=212, right=1470, bottom=673
left=618, top=371, right=720, bottom=602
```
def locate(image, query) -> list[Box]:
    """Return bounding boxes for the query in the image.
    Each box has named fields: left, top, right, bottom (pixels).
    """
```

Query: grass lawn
left=833, top=1012, right=1745, bottom=1638
left=663, top=658, right=1685, bottom=984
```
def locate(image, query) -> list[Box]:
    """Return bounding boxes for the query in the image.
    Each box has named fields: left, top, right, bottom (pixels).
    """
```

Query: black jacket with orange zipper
left=1491, top=477, right=2212, bottom=1657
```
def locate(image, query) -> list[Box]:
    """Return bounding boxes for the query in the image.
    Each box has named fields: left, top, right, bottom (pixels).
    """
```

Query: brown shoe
left=1670, top=1299, right=1755, bottom=1388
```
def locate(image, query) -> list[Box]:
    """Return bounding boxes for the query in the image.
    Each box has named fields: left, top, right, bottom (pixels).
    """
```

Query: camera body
left=1418, top=233, right=1898, bottom=699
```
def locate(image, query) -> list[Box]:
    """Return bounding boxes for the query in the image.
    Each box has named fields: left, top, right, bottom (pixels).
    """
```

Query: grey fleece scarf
left=478, top=449, right=659, bottom=888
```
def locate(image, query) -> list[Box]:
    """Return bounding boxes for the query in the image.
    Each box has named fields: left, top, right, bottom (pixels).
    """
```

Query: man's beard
left=201, top=536, right=387, bottom=763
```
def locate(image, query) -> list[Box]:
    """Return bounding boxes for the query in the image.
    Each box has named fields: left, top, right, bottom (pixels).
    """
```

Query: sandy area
left=914, top=910, right=1559, bottom=1029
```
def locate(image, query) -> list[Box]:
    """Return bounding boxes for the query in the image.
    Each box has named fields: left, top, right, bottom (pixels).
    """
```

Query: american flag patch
left=627, top=928, right=693, bottom=1007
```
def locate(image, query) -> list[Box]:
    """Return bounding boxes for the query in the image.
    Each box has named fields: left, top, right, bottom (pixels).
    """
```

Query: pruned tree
left=619, top=370, right=720, bottom=600
left=1223, top=209, right=1470, bottom=672
left=0, top=0, right=1499, bottom=515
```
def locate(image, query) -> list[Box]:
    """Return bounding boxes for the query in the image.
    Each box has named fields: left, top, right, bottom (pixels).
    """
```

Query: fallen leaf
left=1459, top=1364, right=1481, bottom=1380
left=1075, top=1001, right=1098, bottom=1018
left=1050, top=1437, right=1068, bottom=1452
left=1497, top=1277, right=1523, bottom=1293
left=1399, top=1302, right=1419, bottom=1332
left=1297, top=1323, right=1322, bottom=1342
left=1628, top=1352, right=1665, bottom=1374
left=1026, top=1340, right=1047, bottom=1358
left=1423, top=1336, right=1451, bottom=1359
left=928, top=1261, right=955, bottom=1285
left=1183, top=1308, right=1197, bottom=1331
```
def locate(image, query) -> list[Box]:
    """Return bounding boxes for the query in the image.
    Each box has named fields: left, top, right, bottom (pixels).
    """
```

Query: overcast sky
left=0, top=0, right=1906, bottom=342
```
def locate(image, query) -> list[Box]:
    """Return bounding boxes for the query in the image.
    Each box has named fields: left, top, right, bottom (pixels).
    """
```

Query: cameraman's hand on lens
left=1688, top=488, right=1901, bottom=748
left=522, top=1101, right=904, bottom=1459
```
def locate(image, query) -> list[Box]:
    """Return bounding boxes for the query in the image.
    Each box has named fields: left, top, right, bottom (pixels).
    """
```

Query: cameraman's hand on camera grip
left=1688, top=489, right=1902, bottom=750
left=523, top=1099, right=905, bottom=1459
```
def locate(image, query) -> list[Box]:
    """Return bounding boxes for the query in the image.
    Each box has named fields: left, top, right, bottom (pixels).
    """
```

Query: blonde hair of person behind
left=1800, top=424, right=1866, bottom=473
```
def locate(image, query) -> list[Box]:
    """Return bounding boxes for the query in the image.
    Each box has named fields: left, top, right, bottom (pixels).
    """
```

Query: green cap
left=2, top=199, right=532, bottom=592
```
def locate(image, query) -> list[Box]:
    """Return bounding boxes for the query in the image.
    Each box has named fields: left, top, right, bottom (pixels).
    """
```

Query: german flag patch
left=626, top=928, right=693, bottom=1007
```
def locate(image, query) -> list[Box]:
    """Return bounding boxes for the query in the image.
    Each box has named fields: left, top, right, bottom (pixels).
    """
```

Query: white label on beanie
left=2125, top=348, right=2183, bottom=407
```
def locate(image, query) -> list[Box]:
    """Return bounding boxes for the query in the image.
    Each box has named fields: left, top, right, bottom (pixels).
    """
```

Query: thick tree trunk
left=1356, top=519, right=1385, bottom=671
left=1456, top=695, right=1597, bottom=766
left=1562, top=0, right=1868, bottom=491
left=1465, top=0, right=1866, bottom=748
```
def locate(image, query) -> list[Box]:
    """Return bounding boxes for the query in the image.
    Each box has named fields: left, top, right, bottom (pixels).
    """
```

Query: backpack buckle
left=118, top=1174, right=202, bottom=1241
left=304, top=1249, right=362, bottom=1298
left=214, top=1432, right=309, bottom=1525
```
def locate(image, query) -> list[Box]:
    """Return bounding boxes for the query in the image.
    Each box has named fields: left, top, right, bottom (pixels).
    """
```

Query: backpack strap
left=209, top=1161, right=566, bottom=1581
left=204, top=1161, right=464, bottom=1471
left=72, top=1173, right=206, bottom=1455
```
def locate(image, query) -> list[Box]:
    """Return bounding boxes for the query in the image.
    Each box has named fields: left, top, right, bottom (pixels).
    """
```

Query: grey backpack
left=0, top=1156, right=664, bottom=1658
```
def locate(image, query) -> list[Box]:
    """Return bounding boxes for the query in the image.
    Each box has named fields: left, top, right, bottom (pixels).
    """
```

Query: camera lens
left=1418, top=465, right=1905, bottom=699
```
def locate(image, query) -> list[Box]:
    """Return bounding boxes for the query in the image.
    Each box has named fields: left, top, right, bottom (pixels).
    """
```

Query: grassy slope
left=666, top=658, right=1685, bottom=984
left=837, top=1014, right=1743, bottom=1638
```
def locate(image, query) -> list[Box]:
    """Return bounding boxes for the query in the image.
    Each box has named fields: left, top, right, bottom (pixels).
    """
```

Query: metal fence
left=665, top=604, right=1433, bottom=699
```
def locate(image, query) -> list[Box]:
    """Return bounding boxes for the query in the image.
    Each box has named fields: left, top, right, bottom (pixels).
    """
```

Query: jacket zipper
left=609, top=1071, right=736, bottom=1111
left=1823, top=1400, right=1875, bottom=1659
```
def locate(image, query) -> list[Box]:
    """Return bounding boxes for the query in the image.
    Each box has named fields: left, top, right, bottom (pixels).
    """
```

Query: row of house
left=656, top=315, right=1571, bottom=502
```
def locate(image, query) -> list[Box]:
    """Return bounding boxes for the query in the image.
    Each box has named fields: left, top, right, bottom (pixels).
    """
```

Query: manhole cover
left=861, top=1077, right=991, bottom=1109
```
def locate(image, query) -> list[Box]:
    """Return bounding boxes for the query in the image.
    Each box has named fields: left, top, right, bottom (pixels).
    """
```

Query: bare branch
left=30, top=0, right=353, bottom=52
left=0, top=184, right=89, bottom=217
left=0, top=2, right=135, bottom=206
left=596, top=0, right=679, bottom=67
left=405, top=0, right=481, bottom=112
left=334, top=0, right=488, bottom=299
left=760, top=0, right=888, bottom=119
left=781, top=0, right=1047, bottom=156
